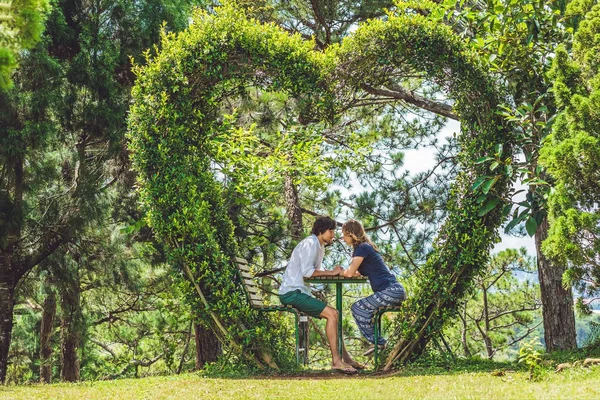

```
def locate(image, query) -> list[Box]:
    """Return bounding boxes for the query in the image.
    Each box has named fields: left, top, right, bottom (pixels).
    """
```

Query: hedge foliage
left=128, top=4, right=515, bottom=369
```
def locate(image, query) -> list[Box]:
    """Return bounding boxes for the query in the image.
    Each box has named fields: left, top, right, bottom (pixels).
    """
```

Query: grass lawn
left=1, top=365, right=600, bottom=400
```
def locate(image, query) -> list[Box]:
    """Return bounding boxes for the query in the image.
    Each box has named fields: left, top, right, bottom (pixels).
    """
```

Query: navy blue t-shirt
left=353, top=243, right=397, bottom=292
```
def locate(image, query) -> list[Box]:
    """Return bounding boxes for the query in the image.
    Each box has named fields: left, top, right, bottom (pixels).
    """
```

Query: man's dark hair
left=311, top=216, right=336, bottom=236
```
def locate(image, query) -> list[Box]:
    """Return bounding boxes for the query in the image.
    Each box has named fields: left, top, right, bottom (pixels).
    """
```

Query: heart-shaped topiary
left=127, top=5, right=514, bottom=371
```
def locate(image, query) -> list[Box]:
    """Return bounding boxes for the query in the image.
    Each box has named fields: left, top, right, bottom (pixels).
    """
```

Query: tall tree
left=39, top=273, right=56, bottom=383
left=540, top=1, right=600, bottom=310
left=194, top=324, right=221, bottom=369
left=0, top=0, right=49, bottom=89
left=0, top=0, right=195, bottom=383
left=434, top=0, right=578, bottom=352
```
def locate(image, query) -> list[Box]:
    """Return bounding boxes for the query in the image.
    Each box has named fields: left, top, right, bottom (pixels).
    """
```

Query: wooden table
left=304, top=275, right=368, bottom=357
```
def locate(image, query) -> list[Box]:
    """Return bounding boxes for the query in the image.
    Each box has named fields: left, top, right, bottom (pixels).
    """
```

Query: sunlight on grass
left=1, top=367, right=600, bottom=400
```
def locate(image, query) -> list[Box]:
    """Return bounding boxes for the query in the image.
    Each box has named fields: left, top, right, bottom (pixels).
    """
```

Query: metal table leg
left=336, top=282, right=343, bottom=357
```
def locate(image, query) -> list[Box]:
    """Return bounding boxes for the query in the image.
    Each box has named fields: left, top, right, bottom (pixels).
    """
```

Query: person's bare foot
left=332, top=361, right=357, bottom=374
left=343, top=357, right=365, bottom=370
left=346, top=360, right=365, bottom=370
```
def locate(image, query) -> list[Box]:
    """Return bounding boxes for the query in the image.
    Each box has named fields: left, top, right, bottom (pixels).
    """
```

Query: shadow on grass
left=204, top=343, right=600, bottom=381
left=200, top=356, right=527, bottom=380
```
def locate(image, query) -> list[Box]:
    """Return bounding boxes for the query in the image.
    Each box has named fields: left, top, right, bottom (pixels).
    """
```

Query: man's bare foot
left=332, top=361, right=357, bottom=374
left=344, top=358, right=365, bottom=369
left=343, top=359, right=365, bottom=370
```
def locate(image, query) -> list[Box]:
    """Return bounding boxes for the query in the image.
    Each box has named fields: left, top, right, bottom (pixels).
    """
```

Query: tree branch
left=505, top=321, right=543, bottom=348
left=90, top=339, right=117, bottom=358
left=361, top=83, right=458, bottom=120
left=488, top=305, right=541, bottom=322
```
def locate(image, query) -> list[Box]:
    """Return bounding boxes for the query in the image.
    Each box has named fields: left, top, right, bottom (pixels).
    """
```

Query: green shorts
left=279, top=290, right=327, bottom=318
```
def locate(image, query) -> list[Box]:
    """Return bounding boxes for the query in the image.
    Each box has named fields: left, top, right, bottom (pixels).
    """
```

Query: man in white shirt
left=279, top=216, right=361, bottom=374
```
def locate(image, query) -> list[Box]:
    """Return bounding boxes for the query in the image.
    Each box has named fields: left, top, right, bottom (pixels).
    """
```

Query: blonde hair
left=342, top=220, right=379, bottom=252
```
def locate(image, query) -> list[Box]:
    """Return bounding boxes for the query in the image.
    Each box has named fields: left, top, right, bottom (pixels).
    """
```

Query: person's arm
left=299, top=240, right=339, bottom=277
left=311, top=265, right=343, bottom=277
left=340, top=256, right=364, bottom=278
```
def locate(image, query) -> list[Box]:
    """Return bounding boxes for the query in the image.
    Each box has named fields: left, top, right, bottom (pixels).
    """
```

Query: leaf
left=475, top=156, right=495, bottom=164
left=471, top=176, right=489, bottom=191
left=504, top=211, right=529, bottom=233
left=533, top=210, right=546, bottom=226
left=495, top=144, right=503, bottom=158
left=529, top=179, right=549, bottom=186
left=482, top=176, right=499, bottom=194
left=526, top=33, right=534, bottom=46
left=525, top=216, right=538, bottom=236
left=478, top=197, right=501, bottom=217
left=502, top=204, right=512, bottom=218
left=504, top=218, right=520, bottom=233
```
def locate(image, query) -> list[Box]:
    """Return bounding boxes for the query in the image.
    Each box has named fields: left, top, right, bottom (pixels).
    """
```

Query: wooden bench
left=234, top=257, right=307, bottom=365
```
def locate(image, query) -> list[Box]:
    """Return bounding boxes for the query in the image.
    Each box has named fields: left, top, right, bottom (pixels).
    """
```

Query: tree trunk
left=40, top=283, right=56, bottom=383
left=0, top=270, right=15, bottom=385
left=535, top=217, right=577, bottom=351
left=284, top=174, right=303, bottom=241
left=60, top=274, right=82, bottom=382
left=177, top=322, right=193, bottom=374
left=194, top=324, right=221, bottom=369
left=482, top=287, right=494, bottom=359
left=460, top=303, right=471, bottom=357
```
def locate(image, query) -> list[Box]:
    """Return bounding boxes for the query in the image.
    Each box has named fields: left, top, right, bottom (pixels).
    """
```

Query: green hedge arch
left=127, top=5, right=514, bottom=370
left=333, top=7, right=513, bottom=369
left=127, top=6, right=333, bottom=369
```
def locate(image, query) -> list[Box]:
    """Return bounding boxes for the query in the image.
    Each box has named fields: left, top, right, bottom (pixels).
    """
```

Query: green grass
left=2, top=365, right=600, bottom=400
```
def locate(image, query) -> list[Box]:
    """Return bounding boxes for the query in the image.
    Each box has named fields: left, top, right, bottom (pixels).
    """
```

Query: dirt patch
left=244, top=368, right=405, bottom=380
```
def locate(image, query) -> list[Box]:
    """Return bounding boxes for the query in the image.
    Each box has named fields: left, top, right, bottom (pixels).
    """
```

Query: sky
left=367, top=118, right=537, bottom=256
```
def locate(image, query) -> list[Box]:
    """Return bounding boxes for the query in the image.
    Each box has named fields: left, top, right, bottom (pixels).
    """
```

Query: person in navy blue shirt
left=339, top=219, right=406, bottom=356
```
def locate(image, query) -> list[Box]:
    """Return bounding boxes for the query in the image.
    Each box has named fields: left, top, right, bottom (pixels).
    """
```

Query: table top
left=304, top=275, right=368, bottom=284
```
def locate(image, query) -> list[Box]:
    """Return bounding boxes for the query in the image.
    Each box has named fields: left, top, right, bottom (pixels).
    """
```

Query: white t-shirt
left=279, top=234, right=324, bottom=296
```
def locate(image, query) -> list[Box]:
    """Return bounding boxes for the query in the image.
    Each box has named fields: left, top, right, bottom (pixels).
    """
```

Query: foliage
left=269, top=0, right=396, bottom=49
left=333, top=4, right=513, bottom=368
left=6, top=224, right=197, bottom=384
left=539, top=2, right=600, bottom=301
left=0, top=0, right=50, bottom=90
left=432, top=0, right=575, bottom=237
left=581, top=319, right=600, bottom=351
left=430, top=0, right=580, bottom=354
left=444, top=248, right=541, bottom=360
left=128, top=2, right=514, bottom=371
left=127, top=5, right=335, bottom=369
left=1, top=0, right=201, bottom=383
left=518, top=338, right=544, bottom=381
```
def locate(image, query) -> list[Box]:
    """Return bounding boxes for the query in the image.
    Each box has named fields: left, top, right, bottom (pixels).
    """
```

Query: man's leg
left=341, top=342, right=363, bottom=369
left=320, top=306, right=356, bottom=372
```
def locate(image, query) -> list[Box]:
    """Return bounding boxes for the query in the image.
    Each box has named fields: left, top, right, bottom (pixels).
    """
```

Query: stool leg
left=294, top=312, right=300, bottom=366
left=299, top=315, right=309, bottom=366
left=374, top=311, right=381, bottom=368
